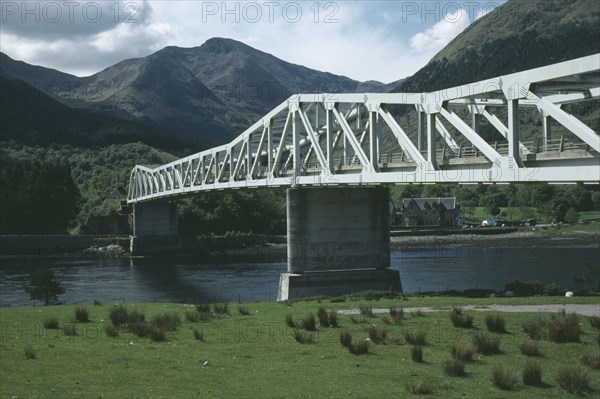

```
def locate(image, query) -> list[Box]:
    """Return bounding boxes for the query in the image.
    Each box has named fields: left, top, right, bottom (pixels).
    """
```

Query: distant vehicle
left=481, top=220, right=496, bottom=227
left=524, top=218, right=537, bottom=227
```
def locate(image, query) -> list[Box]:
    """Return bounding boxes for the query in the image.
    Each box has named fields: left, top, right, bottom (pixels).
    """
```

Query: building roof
left=402, top=197, right=458, bottom=211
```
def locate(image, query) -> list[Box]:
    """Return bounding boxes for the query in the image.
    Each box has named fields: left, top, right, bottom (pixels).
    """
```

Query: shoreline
left=391, top=231, right=600, bottom=250
left=0, top=231, right=598, bottom=258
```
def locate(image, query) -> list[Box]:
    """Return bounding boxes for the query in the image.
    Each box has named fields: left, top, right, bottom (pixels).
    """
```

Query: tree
left=564, top=207, right=579, bottom=224
left=25, top=268, right=65, bottom=306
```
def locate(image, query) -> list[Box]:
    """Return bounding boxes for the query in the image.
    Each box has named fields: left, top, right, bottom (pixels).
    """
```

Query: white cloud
left=0, top=0, right=173, bottom=76
left=0, top=1, right=496, bottom=82
left=409, top=9, right=471, bottom=52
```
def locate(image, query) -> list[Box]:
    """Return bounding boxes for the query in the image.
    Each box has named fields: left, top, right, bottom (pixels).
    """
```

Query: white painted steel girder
left=128, top=54, right=600, bottom=203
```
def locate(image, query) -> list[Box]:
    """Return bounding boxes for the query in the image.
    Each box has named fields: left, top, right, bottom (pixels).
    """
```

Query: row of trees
left=0, top=161, right=80, bottom=234
left=1, top=143, right=599, bottom=234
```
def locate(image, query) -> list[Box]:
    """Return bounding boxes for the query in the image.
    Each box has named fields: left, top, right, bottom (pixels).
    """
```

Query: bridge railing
left=129, top=54, right=600, bottom=203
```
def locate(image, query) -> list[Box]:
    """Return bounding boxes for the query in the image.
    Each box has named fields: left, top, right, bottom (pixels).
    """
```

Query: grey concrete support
left=130, top=201, right=180, bottom=255
left=278, top=187, right=401, bottom=300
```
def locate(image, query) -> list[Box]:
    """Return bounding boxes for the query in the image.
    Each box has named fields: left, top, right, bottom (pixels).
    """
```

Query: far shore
left=391, top=231, right=600, bottom=250
left=0, top=230, right=598, bottom=258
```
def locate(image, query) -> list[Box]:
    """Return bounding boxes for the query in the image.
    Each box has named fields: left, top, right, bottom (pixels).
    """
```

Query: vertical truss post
left=369, top=111, right=379, bottom=172
left=326, top=107, right=334, bottom=173
left=292, top=110, right=300, bottom=178
left=266, top=120, right=273, bottom=178
left=427, top=113, right=438, bottom=170
left=246, top=133, right=252, bottom=179
left=471, top=113, right=481, bottom=134
left=541, top=110, right=551, bottom=152
left=229, top=148, right=233, bottom=182
left=342, top=126, right=348, bottom=165
left=507, top=99, right=523, bottom=166
left=417, top=111, right=426, bottom=151
left=376, top=113, right=382, bottom=158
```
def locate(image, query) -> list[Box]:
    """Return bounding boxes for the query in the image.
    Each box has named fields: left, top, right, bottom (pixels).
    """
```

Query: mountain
left=1, top=38, right=399, bottom=144
left=396, top=0, right=600, bottom=92
left=0, top=75, right=202, bottom=152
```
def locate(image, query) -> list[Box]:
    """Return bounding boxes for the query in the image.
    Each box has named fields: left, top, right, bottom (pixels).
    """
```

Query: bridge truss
left=128, top=54, right=600, bottom=203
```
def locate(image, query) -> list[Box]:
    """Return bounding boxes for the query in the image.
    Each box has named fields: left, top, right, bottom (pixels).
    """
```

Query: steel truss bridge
left=128, top=54, right=600, bottom=204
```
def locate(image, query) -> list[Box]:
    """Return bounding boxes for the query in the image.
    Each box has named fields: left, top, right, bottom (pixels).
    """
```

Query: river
left=1, top=247, right=598, bottom=307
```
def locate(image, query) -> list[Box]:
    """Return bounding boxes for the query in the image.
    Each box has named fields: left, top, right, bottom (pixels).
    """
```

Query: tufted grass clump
left=237, top=306, right=251, bottom=316
left=328, top=310, right=339, bottom=327
left=492, top=365, right=518, bottom=390
left=485, top=314, right=506, bottom=333
left=349, top=315, right=369, bottom=325
left=301, top=313, right=317, bottom=331
left=473, top=332, right=501, bottom=355
left=75, top=307, right=90, bottom=323
left=109, top=305, right=129, bottom=327
left=62, top=324, right=77, bottom=336
left=339, top=330, right=352, bottom=347
left=24, top=346, right=36, bottom=360
left=443, top=358, right=466, bottom=377
left=405, top=380, right=435, bottom=395
left=317, top=307, right=330, bottom=327
left=556, top=365, right=590, bottom=394
left=548, top=311, right=581, bottom=343
left=105, top=325, right=119, bottom=338
left=359, top=305, right=373, bottom=317
left=389, top=307, right=404, bottom=324
left=450, top=307, right=474, bottom=328
left=404, top=329, right=427, bottom=346
left=522, top=317, right=548, bottom=340
left=349, top=340, right=369, bottom=355
left=192, top=327, right=204, bottom=341
left=519, top=341, right=542, bottom=357
left=196, top=304, right=211, bottom=313
left=213, top=303, right=229, bottom=316
left=589, top=316, right=600, bottom=330
left=43, top=318, right=59, bottom=329
left=581, top=353, right=600, bottom=369
left=368, top=326, right=387, bottom=344
left=151, top=312, right=181, bottom=332
left=411, top=345, right=423, bottom=362
left=292, top=329, right=314, bottom=344
left=185, top=310, right=202, bottom=323
left=129, top=322, right=151, bottom=338
left=522, top=360, right=543, bottom=386
left=285, top=314, right=296, bottom=328
left=452, top=344, right=476, bottom=362
left=149, top=328, right=167, bottom=342
left=127, top=310, right=146, bottom=324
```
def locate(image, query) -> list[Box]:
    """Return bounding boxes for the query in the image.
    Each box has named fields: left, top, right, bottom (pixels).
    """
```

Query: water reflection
left=1, top=247, right=598, bottom=307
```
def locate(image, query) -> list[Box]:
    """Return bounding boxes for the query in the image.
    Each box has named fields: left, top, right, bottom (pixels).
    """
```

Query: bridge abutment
left=130, top=201, right=180, bottom=255
left=278, top=186, right=401, bottom=300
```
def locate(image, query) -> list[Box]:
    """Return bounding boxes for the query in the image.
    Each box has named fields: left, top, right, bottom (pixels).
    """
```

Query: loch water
left=1, top=247, right=598, bottom=306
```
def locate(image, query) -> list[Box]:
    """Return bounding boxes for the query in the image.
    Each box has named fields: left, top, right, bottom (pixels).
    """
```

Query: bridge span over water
left=127, top=55, right=600, bottom=300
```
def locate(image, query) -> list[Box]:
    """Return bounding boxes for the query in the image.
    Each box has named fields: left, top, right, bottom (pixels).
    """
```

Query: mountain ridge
left=396, top=0, right=600, bottom=93
left=1, top=38, right=399, bottom=144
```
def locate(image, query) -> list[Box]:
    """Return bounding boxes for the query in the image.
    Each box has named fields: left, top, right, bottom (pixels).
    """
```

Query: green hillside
left=398, top=0, right=600, bottom=92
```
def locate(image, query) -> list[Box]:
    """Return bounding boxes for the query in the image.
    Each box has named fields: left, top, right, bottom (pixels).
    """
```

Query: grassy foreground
left=1, top=295, right=599, bottom=398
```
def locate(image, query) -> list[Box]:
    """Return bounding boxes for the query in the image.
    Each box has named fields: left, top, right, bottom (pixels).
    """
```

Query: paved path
left=339, top=304, right=600, bottom=317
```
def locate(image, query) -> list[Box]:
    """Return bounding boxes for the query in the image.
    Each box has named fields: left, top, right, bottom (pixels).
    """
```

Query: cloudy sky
left=0, top=0, right=506, bottom=83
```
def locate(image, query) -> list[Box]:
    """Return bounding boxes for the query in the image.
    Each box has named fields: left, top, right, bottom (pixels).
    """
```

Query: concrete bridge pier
left=278, top=187, right=401, bottom=301
left=130, top=201, right=180, bottom=255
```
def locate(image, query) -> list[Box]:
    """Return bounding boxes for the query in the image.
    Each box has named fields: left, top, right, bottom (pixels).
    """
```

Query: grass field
left=1, top=296, right=599, bottom=398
